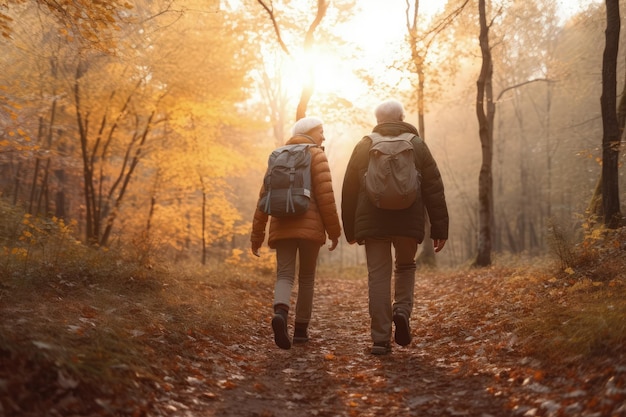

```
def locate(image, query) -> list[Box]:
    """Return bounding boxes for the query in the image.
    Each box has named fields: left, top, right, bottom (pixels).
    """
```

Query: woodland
left=0, top=0, right=625, bottom=416
left=0, top=0, right=623, bottom=267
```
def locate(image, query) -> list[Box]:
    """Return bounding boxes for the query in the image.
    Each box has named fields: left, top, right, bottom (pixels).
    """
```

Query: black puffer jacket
left=341, top=121, right=449, bottom=244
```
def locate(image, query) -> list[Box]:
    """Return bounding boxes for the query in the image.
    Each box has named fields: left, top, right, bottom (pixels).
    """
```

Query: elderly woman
left=251, top=117, right=342, bottom=349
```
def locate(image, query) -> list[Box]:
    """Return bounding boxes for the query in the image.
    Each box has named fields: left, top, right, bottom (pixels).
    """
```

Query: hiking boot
left=371, top=341, right=392, bottom=355
left=272, top=307, right=291, bottom=350
left=293, top=322, right=309, bottom=344
left=393, top=309, right=412, bottom=346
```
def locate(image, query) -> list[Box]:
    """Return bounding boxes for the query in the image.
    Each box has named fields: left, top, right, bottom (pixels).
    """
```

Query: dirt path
left=160, top=271, right=625, bottom=417
left=204, top=275, right=509, bottom=417
left=3, top=266, right=625, bottom=416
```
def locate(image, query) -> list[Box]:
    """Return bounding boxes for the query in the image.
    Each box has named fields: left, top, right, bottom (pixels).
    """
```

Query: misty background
left=0, top=0, right=623, bottom=268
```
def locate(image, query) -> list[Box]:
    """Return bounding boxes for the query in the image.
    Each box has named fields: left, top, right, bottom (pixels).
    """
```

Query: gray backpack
left=258, top=144, right=317, bottom=217
left=364, top=132, right=420, bottom=210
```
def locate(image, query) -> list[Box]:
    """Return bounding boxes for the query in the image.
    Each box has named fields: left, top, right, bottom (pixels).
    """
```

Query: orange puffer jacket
left=251, top=135, right=342, bottom=249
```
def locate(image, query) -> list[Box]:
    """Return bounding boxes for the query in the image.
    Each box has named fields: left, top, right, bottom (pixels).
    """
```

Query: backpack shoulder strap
left=398, top=132, right=417, bottom=141
left=365, top=132, right=383, bottom=145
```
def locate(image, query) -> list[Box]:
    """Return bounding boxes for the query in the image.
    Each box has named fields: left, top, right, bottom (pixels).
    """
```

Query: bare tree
left=474, top=0, right=496, bottom=267
left=403, top=0, right=468, bottom=266
left=600, top=0, right=622, bottom=228
left=257, top=0, right=329, bottom=121
left=405, top=0, right=469, bottom=137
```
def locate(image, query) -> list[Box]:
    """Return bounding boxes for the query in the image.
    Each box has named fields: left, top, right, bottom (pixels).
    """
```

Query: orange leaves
left=217, top=379, right=237, bottom=390
left=533, top=369, right=546, bottom=382
left=3, top=242, right=626, bottom=416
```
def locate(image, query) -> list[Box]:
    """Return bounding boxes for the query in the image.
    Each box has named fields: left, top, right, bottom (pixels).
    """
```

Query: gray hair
left=375, top=99, right=405, bottom=123
left=292, top=116, right=323, bottom=135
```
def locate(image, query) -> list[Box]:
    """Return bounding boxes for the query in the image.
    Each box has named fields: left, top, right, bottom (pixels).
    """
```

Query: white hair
left=375, top=99, right=405, bottom=123
left=292, top=116, right=323, bottom=135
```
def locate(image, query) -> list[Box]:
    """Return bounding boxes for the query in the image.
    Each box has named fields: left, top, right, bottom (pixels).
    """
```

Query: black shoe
left=293, top=322, right=309, bottom=344
left=393, top=310, right=412, bottom=346
left=371, top=341, right=392, bottom=355
left=272, top=310, right=291, bottom=350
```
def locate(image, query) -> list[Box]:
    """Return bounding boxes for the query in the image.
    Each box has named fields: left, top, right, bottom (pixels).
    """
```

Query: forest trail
left=204, top=274, right=510, bottom=417
left=3, top=267, right=625, bottom=417
left=169, top=270, right=626, bottom=417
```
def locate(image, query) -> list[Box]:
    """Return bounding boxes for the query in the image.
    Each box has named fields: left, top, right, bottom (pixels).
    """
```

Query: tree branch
left=496, top=78, right=554, bottom=102
left=256, top=0, right=290, bottom=55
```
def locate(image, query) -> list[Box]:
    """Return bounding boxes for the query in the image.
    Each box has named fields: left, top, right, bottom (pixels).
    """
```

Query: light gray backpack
left=364, top=132, right=421, bottom=210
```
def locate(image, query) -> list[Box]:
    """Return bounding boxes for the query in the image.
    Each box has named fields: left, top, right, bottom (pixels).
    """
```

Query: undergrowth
left=0, top=197, right=625, bottom=414
left=0, top=198, right=277, bottom=415
left=519, top=221, right=626, bottom=363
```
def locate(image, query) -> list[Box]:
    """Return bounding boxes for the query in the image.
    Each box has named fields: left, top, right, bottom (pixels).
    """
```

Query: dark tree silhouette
left=600, top=0, right=622, bottom=228
left=474, top=0, right=495, bottom=267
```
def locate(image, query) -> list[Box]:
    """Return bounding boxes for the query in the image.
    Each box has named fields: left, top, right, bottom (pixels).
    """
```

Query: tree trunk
left=200, top=177, right=207, bottom=266
left=28, top=116, right=45, bottom=214
left=474, top=0, right=495, bottom=267
left=12, top=161, right=22, bottom=206
left=54, top=168, right=67, bottom=220
left=74, top=62, right=98, bottom=244
left=295, top=0, right=329, bottom=121
left=99, top=112, right=155, bottom=247
left=600, top=0, right=622, bottom=228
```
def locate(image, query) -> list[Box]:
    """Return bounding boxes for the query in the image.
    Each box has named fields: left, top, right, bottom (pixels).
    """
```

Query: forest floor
left=1, top=259, right=626, bottom=417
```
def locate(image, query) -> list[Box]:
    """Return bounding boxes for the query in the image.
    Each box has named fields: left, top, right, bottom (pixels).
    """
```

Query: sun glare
left=269, top=0, right=596, bottom=107
left=277, top=0, right=448, bottom=104
left=280, top=48, right=362, bottom=101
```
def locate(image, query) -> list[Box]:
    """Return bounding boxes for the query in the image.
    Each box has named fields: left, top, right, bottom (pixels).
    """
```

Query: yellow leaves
left=226, top=247, right=275, bottom=275
left=569, top=278, right=604, bottom=292
left=7, top=246, right=28, bottom=258
left=2, top=123, right=32, bottom=145
left=225, top=248, right=243, bottom=265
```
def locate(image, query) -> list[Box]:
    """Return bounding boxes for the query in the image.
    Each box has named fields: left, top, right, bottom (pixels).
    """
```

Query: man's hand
left=328, top=238, right=338, bottom=251
left=251, top=242, right=261, bottom=257
left=433, top=239, right=447, bottom=253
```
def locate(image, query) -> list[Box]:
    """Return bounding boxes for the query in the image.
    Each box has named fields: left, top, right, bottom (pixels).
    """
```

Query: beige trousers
left=364, top=236, right=418, bottom=343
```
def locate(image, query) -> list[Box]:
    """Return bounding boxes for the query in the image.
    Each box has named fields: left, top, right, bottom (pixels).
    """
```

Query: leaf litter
left=1, top=263, right=625, bottom=416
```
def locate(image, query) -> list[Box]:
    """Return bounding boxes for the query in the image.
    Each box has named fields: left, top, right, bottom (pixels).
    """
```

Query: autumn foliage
left=1, top=199, right=625, bottom=416
left=1, top=1, right=625, bottom=414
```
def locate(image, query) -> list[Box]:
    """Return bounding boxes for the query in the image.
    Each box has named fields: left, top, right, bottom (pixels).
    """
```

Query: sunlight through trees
left=0, top=0, right=623, bottom=266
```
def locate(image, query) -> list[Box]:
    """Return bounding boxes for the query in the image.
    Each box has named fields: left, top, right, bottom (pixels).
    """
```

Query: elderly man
left=341, top=99, right=449, bottom=355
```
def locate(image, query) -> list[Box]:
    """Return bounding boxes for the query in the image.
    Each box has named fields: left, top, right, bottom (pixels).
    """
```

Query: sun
left=276, top=0, right=448, bottom=105
left=310, top=49, right=363, bottom=98
left=279, top=47, right=363, bottom=102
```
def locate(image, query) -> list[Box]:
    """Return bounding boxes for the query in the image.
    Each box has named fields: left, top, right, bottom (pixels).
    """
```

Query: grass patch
left=516, top=223, right=626, bottom=363
left=516, top=283, right=626, bottom=362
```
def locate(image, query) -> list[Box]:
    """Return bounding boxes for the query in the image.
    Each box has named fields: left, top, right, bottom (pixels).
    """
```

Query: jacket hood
left=286, top=134, right=318, bottom=146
